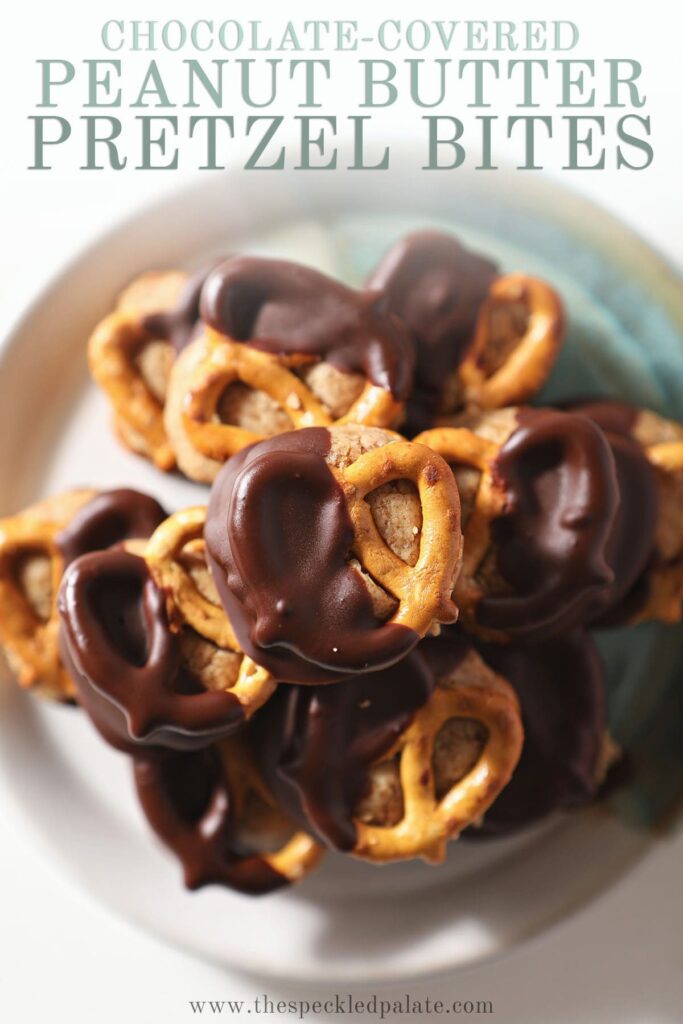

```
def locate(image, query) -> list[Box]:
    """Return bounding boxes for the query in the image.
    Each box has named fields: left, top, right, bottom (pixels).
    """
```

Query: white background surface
left=1, top=1, right=682, bottom=1021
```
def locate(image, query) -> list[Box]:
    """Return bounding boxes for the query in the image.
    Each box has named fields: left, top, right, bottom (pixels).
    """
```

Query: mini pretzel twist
left=144, top=507, right=276, bottom=719
left=88, top=272, right=187, bottom=471
left=219, top=736, right=324, bottom=885
left=413, top=428, right=506, bottom=634
left=181, top=328, right=403, bottom=462
left=353, top=681, right=523, bottom=864
left=458, top=274, right=564, bottom=411
left=333, top=440, right=462, bottom=635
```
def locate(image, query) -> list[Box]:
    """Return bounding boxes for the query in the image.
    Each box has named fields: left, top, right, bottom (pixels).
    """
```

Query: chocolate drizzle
left=470, top=630, right=606, bottom=835
left=58, top=549, right=244, bottom=752
left=142, top=263, right=219, bottom=353
left=205, top=427, right=419, bottom=684
left=253, top=648, right=436, bottom=850
left=477, top=408, right=620, bottom=638
left=366, top=230, right=498, bottom=421
left=200, top=256, right=415, bottom=400
left=134, top=748, right=288, bottom=894
left=56, top=489, right=167, bottom=569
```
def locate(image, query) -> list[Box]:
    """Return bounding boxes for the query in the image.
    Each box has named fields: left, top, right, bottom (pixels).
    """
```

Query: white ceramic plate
left=0, top=165, right=679, bottom=982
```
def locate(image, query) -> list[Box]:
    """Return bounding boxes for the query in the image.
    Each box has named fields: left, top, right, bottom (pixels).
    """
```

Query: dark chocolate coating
left=562, top=399, right=659, bottom=624
left=205, top=427, right=419, bottom=684
left=58, top=549, right=244, bottom=753
left=55, top=488, right=167, bottom=569
left=477, top=408, right=620, bottom=639
left=200, top=256, right=415, bottom=400
left=252, top=647, right=438, bottom=851
left=134, top=748, right=288, bottom=895
left=470, top=630, right=606, bottom=835
left=366, top=230, right=498, bottom=428
left=142, top=263, right=220, bottom=353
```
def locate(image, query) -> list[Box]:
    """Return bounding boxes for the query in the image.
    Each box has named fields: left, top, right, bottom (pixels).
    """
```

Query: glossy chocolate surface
left=134, top=748, right=288, bottom=894
left=142, top=263, right=218, bottom=352
left=563, top=399, right=659, bottom=623
left=58, top=549, right=244, bottom=752
left=200, top=256, right=415, bottom=400
left=471, top=630, right=606, bottom=834
left=366, top=230, right=498, bottom=422
left=205, top=427, right=419, bottom=684
left=56, top=488, right=167, bottom=568
left=477, top=408, right=619, bottom=638
left=253, top=647, right=437, bottom=850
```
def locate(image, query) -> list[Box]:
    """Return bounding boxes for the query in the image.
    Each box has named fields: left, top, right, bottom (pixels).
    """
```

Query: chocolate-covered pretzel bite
left=469, top=630, right=611, bottom=836
left=205, top=424, right=462, bottom=683
left=134, top=737, right=323, bottom=895
left=366, top=230, right=565, bottom=433
left=415, top=407, right=623, bottom=640
left=58, top=508, right=276, bottom=753
left=88, top=265, right=216, bottom=470
left=565, top=399, right=683, bottom=624
left=253, top=631, right=523, bottom=863
left=165, top=256, right=415, bottom=482
left=0, top=488, right=166, bottom=700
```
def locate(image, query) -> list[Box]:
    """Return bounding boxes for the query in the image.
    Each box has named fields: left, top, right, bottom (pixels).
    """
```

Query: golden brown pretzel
left=144, top=507, right=276, bottom=719
left=632, top=438, right=683, bottom=623
left=353, top=674, right=523, bottom=864
left=455, top=273, right=564, bottom=412
left=88, top=271, right=188, bottom=471
left=331, top=438, right=462, bottom=637
left=175, top=329, right=404, bottom=481
left=218, top=736, right=324, bottom=885
left=413, top=427, right=506, bottom=637
left=0, top=491, right=95, bottom=699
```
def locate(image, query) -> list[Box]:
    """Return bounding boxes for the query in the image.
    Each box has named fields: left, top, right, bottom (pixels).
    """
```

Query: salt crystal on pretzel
left=205, top=424, right=463, bottom=683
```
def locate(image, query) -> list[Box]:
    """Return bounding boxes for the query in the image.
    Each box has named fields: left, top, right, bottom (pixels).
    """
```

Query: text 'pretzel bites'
left=134, top=738, right=323, bottom=895
left=144, top=506, right=276, bottom=720
left=205, top=426, right=463, bottom=683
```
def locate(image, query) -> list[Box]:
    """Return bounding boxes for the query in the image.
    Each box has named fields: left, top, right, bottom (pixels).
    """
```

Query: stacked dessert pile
left=1, top=231, right=682, bottom=895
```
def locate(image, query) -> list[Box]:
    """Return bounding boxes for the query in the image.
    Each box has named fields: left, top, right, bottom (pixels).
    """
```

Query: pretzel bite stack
left=1, top=228, right=680, bottom=896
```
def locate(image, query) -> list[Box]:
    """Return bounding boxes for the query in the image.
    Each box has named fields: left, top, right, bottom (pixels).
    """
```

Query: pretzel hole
left=366, top=481, right=423, bottom=565
left=134, top=340, right=174, bottom=402
left=448, top=465, right=482, bottom=526
left=355, top=756, right=404, bottom=828
left=89, top=576, right=149, bottom=668
left=474, top=547, right=512, bottom=596
left=236, top=788, right=297, bottom=855
left=656, top=468, right=683, bottom=561
left=177, top=544, right=222, bottom=605
left=216, top=382, right=293, bottom=435
left=296, top=362, right=365, bottom=419
left=432, top=718, right=489, bottom=800
left=475, top=299, right=528, bottom=375
left=349, top=559, right=399, bottom=621
left=179, top=629, right=241, bottom=692
left=11, top=550, right=53, bottom=620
